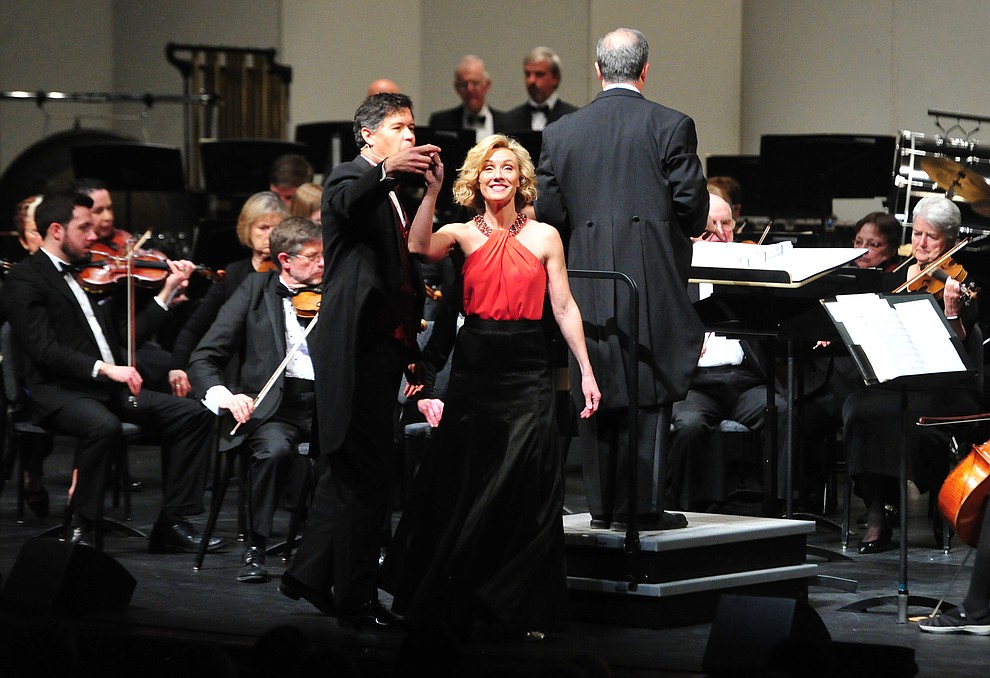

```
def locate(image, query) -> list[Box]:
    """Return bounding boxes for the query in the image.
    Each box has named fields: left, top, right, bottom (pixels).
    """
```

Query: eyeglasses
left=290, top=251, right=323, bottom=264
left=854, top=239, right=886, bottom=249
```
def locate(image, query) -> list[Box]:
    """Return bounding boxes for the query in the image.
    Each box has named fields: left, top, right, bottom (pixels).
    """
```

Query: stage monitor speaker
left=702, top=594, right=832, bottom=677
left=0, top=538, right=136, bottom=616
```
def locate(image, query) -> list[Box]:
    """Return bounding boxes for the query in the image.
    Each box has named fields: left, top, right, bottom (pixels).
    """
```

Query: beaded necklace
left=473, top=212, right=527, bottom=237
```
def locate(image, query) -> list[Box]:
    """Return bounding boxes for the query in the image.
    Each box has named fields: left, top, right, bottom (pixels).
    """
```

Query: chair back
left=1, top=322, right=25, bottom=405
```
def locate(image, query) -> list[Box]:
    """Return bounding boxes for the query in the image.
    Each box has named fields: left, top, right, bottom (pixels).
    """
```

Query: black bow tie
left=466, top=114, right=486, bottom=125
left=59, top=261, right=88, bottom=275
left=528, top=104, right=549, bottom=114
left=276, top=284, right=320, bottom=299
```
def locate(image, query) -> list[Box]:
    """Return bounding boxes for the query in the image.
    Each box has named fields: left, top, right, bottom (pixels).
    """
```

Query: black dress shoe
left=237, top=546, right=269, bottom=583
left=857, top=524, right=894, bottom=554
left=129, top=477, right=144, bottom=492
left=25, top=486, right=50, bottom=518
left=69, top=525, right=96, bottom=548
left=612, top=511, right=688, bottom=531
left=338, top=599, right=405, bottom=631
left=148, top=519, right=225, bottom=554
left=278, top=572, right=336, bottom=615
left=589, top=515, right=611, bottom=530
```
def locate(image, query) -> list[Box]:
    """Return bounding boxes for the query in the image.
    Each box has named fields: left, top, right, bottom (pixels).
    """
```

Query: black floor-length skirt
left=380, top=316, right=569, bottom=635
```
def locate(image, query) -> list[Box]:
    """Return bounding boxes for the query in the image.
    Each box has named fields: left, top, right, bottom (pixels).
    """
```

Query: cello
left=936, top=426, right=990, bottom=547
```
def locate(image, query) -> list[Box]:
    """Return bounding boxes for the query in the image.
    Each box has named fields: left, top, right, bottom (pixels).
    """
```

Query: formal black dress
left=381, top=226, right=569, bottom=636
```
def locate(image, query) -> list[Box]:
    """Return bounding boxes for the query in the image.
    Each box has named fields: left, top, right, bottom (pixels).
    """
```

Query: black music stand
left=199, top=138, right=308, bottom=196
left=759, top=134, right=897, bottom=241
left=294, top=121, right=359, bottom=176
left=71, top=142, right=185, bottom=231
left=823, top=293, right=974, bottom=623
left=507, top=130, right=543, bottom=166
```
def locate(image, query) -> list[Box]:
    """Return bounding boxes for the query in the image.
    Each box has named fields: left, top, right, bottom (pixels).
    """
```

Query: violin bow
left=229, top=312, right=320, bottom=435
left=891, top=238, right=971, bottom=293
left=124, top=231, right=152, bottom=407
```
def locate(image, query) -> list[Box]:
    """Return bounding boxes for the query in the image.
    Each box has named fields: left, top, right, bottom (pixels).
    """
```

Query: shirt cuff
left=203, top=384, right=235, bottom=415
left=92, top=360, right=103, bottom=379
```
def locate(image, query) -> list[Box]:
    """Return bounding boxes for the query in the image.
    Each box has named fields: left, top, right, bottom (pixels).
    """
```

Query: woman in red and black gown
left=380, top=134, right=600, bottom=640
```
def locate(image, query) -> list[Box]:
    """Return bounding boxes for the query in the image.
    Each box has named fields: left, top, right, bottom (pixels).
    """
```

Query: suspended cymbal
left=919, top=156, right=990, bottom=203
left=970, top=200, right=990, bottom=219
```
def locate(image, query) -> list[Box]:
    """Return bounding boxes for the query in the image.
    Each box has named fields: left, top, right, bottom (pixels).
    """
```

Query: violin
left=290, top=288, right=321, bottom=319
left=893, top=239, right=980, bottom=305
left=905, top=257, right=978, bottom=304
left=938, top=438, right=990, bottom=546
left=76, top=242, right=222, bottom=293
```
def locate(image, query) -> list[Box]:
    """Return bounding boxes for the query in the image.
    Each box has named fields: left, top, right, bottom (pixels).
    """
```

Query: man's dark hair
left=269, top=216, right=322, bottom=271
left=353, top=93, right=414, bottom=148
left=596, top=28, right=649, bottom=84
left=34, top=193, right=93, bottom=238
left=269, top=154, right=313, bottom=188
left=69, top=177, right=108, bottom=196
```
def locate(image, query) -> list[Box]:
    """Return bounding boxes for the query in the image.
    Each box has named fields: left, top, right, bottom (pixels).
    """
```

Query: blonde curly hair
left=452, top=134, right=537, bottom=214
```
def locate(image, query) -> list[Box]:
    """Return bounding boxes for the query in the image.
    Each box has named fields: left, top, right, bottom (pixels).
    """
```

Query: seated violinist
left=2, top=193, right=224, bottom=552
left=187, top=216, right=322, bottom=584
left=70, top=178, right=130, bottom=253
left=843, top=195, right=982, bottom=553
left=852, top=211, right=903, bottom=272
left=167, top=191, right=288, bottom=397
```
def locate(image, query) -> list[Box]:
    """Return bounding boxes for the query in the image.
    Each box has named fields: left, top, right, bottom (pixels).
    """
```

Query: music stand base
left=838, top=594, right=955, bottom=624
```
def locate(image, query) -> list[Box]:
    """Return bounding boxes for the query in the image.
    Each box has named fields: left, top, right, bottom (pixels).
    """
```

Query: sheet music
left=691, top=241, right=865, bottom=285
left=822, top=293, right=966, bottom=383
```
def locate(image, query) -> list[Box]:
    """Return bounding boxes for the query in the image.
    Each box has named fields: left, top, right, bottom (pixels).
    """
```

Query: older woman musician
left=844, top=196, right=982, bottom=553
left=380, top=134, right=599, bottom=640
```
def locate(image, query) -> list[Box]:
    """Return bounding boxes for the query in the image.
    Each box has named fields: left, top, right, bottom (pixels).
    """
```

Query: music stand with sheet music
left=412, top=127, right=476, bottom=223
left=823, top=292, right=975, bottom=624
left=71, top=142, right=186, bottom=231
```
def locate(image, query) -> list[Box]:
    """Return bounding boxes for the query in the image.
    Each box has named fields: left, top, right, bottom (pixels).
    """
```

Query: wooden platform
left=563, top=512, right=818, bottom=628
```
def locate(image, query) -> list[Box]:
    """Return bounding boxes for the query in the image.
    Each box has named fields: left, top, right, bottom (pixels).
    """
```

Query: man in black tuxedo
left=535, top=28, right=709, bottom=532
left=3, top=193, right=222, bottom=552
left=503, top=46, right=579, bottom=133
left=188, top=216, right=322, bottom=584
left=278, top=93, right=439, bottom=629
left=428, top=55, right=508, bottom=143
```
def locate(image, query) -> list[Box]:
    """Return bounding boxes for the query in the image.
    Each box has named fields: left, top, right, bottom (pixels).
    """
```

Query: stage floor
left=0, top=438, right=985, bottom=677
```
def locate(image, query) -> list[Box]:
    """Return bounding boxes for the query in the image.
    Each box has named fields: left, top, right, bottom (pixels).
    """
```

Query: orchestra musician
left=843, top=196, right=982, bottom=553
left=187, top=216, right=322, bottom=584
left=852, top=211, right=903, bottom=272
left=2, top=193, right=222, bottom=552
left=168, top=191, right=288, bottom=397
left=70, top=178, right=130, bottom=253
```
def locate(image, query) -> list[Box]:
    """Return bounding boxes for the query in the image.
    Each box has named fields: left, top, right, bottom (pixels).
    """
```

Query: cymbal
left=919, top=156, right=990, bottom=203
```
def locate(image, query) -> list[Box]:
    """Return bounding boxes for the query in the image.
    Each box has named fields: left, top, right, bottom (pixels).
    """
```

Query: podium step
left=563, top=512, right=818, bottom=628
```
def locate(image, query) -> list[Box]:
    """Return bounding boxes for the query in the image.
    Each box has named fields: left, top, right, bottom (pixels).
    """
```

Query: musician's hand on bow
left=219, top=393, right=256, bottom=424
left=168, top=369, right=191, bottom=398
left=100, top=364, right=143, bottom=397
left=943, top=277, right=962, bottom=317
left=417, top=398, right=445, bottom=427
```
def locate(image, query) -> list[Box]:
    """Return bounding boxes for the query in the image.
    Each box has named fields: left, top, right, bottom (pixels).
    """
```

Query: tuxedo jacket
left=536, top=87, right=709, bottom=407
left=314, top=155, right=423, bottom=453
left=428, top=105, right=510, bottom=134
left=3, top=251, right=169, bottom=422
left=187, top=271, right=314, bottom=450
left=502, top=99, right=579, bottom=133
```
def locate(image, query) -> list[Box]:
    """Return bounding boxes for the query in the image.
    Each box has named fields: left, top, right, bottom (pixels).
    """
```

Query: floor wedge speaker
left=0, top=538, right=136, bottom=616
left=703, top=593, right=832, bottom=677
